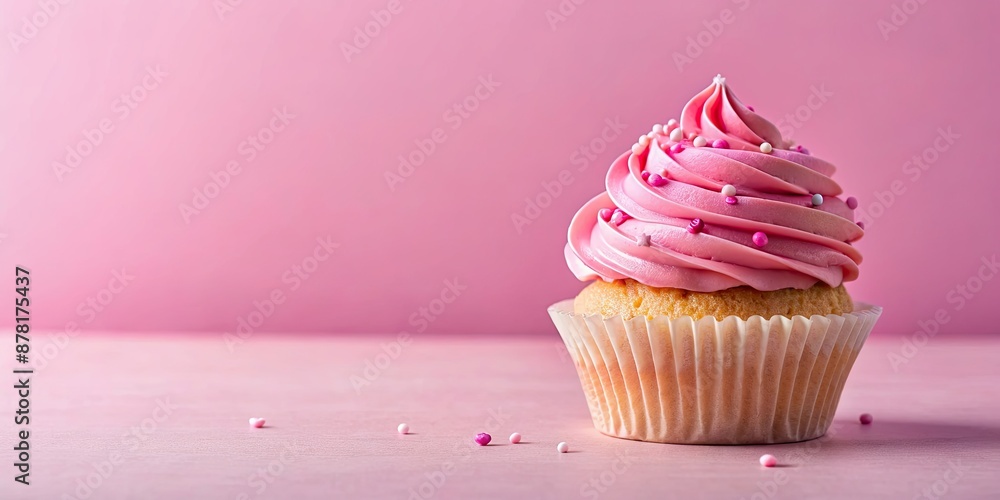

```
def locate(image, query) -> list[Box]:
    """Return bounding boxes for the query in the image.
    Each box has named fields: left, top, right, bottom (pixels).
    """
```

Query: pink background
left=1, top=0, right=997, bottom=336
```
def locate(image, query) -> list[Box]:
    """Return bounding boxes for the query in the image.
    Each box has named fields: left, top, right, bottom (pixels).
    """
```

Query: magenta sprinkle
left=711, top=139, right=729, bottom=149
left=725, top=196, right=738, bottom=205
left=860, top=413, right=874, bottom=425
left=846, top=196, right=858, bottom=210
left=610, top=209, right=629, bottom=226
left=752, top=232, right=768, bottom=247
left=857, top=221, right=866, bottom=229
left=687, top=218, right=704, bottom=234
left=669, top=143, right=685, bottom=154
left=598, top=208, right=613, bottom=222
left=641, top=171, right=650, bottom=180
left=647, top=173, right=668, bottom=187
left=475, top=433, right=491, bottom=446
left=794, top=144, right=811, bottom=155
left=747, top=105, right=755, bottom=112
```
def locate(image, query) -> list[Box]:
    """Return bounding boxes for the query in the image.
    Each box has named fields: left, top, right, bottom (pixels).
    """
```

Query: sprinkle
left=759, top=454, right=777, bottom=467
left=812, top=194, right=824, bottom=206
left=557, top=442, right=569, bottom=453
left=860, top=413, right=873, bottom=425
left=794, top=144, right=810, bottom=155
left=666, top=119, right=679, bottom=131
left=752, top=232, right=768, bottom=247
left=687, top=218, right=704, bottom=234
left=641, top=171, right=650, bottom=180
left=637, top=234, right=650, bottom=246
left=249, top=418, right=265, bottom=429
left=759, top=142, right=773, bottom=154
left=610, top=209, right=628, bottom=226
left=638, top=135, right=650, bottom=146
left=669, top=143, right=685, bottom=154
left=846, top=196, right=859, bottom=209
left=725, top=196, right=738, bottom=205
left=598, top=208, right=613, bottom=222
left=721, top=184, right=737, bottom=197
left=713, top=74, right=725, bottom=85
left=647, top=173, right=668, bottom=187
left=747, top=105, right=755, bottom=112
left=857, top=221, right=866, bottom=229
left=712, top=139, right=729, bottom=149
left=652, top=124, right=663, bottom=134
left=669, top=128, right=684, bottom=142
left=693, top=136, right=708, bottom=147
left=475, top=433, right=492, bottom=446
left=397, top=423, right=409, bottom=435
left=509, top=433, right=522, bottom=444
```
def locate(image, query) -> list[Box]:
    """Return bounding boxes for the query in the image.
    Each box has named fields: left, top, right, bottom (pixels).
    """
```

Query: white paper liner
left=548, top=299, right=882, bottom=444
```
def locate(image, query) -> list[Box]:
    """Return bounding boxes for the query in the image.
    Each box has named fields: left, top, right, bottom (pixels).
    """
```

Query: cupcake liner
left=548, top=299, right=882, bottom=444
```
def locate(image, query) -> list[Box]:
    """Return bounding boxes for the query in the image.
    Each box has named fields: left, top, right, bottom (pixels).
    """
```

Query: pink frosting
left=565, top=76, right=863, bottom=292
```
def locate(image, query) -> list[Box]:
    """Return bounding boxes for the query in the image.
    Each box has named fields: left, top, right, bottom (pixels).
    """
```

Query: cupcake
left=549, top=75, right=881, bottom=445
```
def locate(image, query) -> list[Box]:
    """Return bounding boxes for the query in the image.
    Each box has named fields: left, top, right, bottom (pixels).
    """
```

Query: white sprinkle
left=693, top=136, right=708, bottom=148
left=760, top=142, right=773, bottom=154
left=637, top=234, right=650, bottom=246
left=713, top=74, right=726, bottom=85
left=509, top=433, right=522, bottom=444
left=669, top=128, right=683, bottom=142
left=397, top=423, right=409, bottom=435
left=557, top=442, right=569, bottom=453
left=638, top=135, right=650, bottom=147
left=812, top=194, right=824, bottom=206
left=652, top=124, right=663, bottom=134
left=721, top=184, right=737, bottom=197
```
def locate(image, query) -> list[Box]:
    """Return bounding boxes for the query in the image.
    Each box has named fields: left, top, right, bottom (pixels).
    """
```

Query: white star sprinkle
left=637, top=234, right=651, bottom=247
left=713, top=74, right=726, bottom=85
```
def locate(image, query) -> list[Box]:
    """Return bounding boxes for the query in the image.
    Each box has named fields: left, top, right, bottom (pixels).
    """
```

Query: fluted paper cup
left=548, top=299, right=882, bottom=444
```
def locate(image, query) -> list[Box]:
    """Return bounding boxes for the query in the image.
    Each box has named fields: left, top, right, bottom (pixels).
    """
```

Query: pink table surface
left=2, top=332, right=999, bottom=499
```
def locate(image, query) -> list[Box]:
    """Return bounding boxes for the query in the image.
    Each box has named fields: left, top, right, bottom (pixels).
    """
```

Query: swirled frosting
left=565, top=76, right=862, bottom=292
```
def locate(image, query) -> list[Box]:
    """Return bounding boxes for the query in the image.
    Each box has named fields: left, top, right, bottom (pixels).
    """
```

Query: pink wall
left=2, top=0, right=997, bottom=336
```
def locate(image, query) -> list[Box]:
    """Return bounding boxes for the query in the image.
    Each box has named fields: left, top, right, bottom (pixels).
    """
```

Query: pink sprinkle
left=752, top=232, right=768, bottom=247
left=857, top=221, right=865, bottom=229
left=725, top=196, right=738, bottom=205
left=759, top=454, right=777, bottom=467
left=669, top=143, right=685, bottom=154
left=712, top=139, right=729, bottom=149
left=860, top=413, right=873, bottom=425
left=509, top=433, right=522, bottom=444
left=610, top=209, right=629, bottom=226
left=846, top=196, right=858, bottom=209
left=747, top=105, right=755, bottom=112
left=249, top=418, right=265, bottom=428
left=598, top=208, right=613, bottom=222
left=641, top=171, right=650, bottom=180
left=647, top=173, right=668, bottom=187
left=687, top=218, right=704, bottom=234
left=475, top=433, right=492, bottom=446
left=794, top=145, right=810, bottom=155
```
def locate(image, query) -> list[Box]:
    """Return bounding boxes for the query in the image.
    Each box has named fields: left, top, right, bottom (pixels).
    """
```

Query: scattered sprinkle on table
left=760, top=454, right=777, bottom=467
left=557, top=442, right=569, bottom=453
left=860, top=413, right=874, bottom=425
left=249, top=418, right=265, bottom=428
left=475, top=433, right=491, bottom=446
left=397, top=423, right=409, bottom=435
left=509, top=433, right=521, bottom=444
